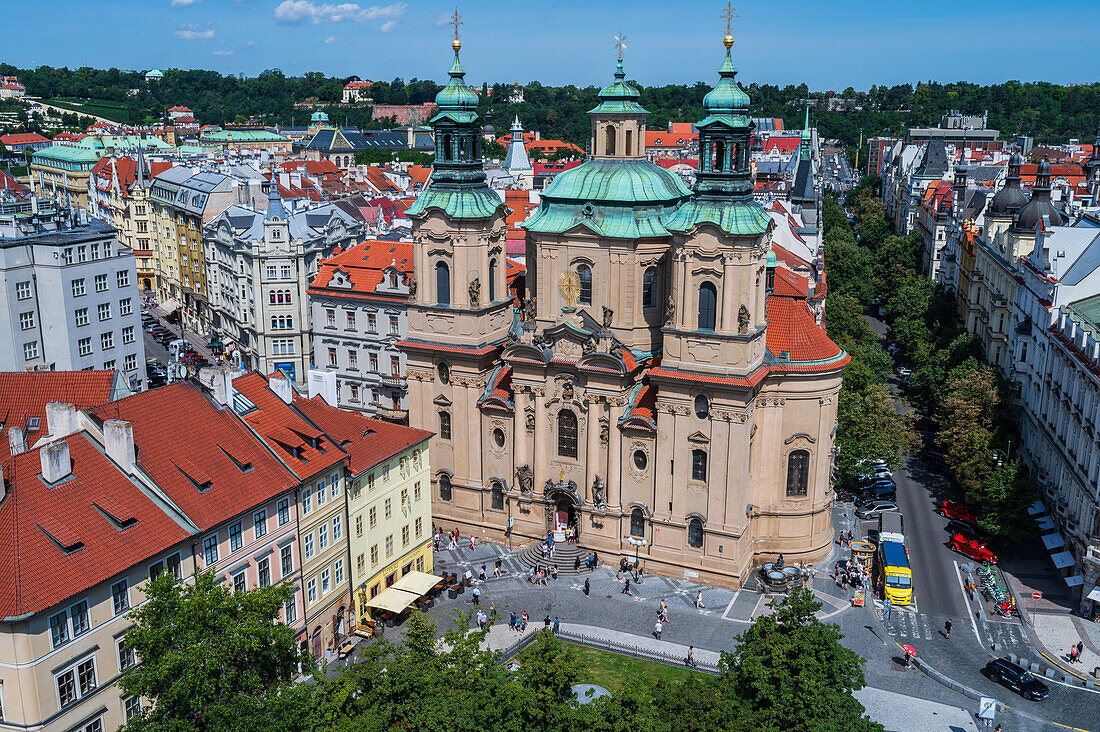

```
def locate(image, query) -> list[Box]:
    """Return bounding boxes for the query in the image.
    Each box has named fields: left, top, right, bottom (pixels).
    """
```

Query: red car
left=939, top=500, right=978, bottom=523
left=949, top=533, right=998, bottom=564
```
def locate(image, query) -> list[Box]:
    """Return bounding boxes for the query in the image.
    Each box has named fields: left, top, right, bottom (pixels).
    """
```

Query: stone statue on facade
left=468, top=277, right=480, bottom=307
left=561, top=381, right=574, bottom=401
left=738, top=304, right=750, bottom=334
left=525, top=408, right=535, bottom=432
left=582, top=335, right=597, bottom=355
left=664, top=294, right=676, bottom=325
left=602, top=305, right=614, bottom=329
left=599, top=421, right=609, bottom=444
left=407, top=277, right=416, bottom=297
left=591, top=475, right=605, bottom=508
left=524, top=297, right=536, bottom=322
left=516, top=464, right=533, bottom=494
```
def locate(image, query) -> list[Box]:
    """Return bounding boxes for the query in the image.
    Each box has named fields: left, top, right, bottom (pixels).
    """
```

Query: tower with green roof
left=659, top=31, right=773, bottom=379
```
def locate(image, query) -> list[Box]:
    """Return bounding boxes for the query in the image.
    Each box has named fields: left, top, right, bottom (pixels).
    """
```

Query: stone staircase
left=516, top=541, right=594, bottom=576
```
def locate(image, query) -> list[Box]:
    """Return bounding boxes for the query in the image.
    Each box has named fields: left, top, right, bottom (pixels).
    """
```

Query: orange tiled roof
left=772, top=268, right=810, bottom=298
left=310, top=239, right=412, bottom=296
left=0, top=371, right=117, bottom=437
left=89, top=381, right=298, bottom=531
left=232, top=372, right=348, bottom=481
left=644, top=131, right=698, bottom=148
left=293, top=394, right=430, bottom=475
left=765, top=295, right=842, bottom=362
left=0, top=132, right=49, bottom=146
left=0, top=434, right=191, bottom=617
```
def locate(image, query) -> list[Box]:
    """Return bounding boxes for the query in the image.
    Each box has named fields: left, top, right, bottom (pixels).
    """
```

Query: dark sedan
left=985, top=658, right=1048, bottom=701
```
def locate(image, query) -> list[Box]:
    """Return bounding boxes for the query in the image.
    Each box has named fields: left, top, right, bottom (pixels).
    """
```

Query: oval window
left=633, top=449, right=648, bottom=471
left=694, top=394, right=709, bottom=419
left=492, top=428, right=506, bottom=448
left=437, top=362, right=450, bottom=384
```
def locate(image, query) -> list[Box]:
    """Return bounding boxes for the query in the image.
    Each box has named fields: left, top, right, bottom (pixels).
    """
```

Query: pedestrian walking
left=686, top=645, right=696, bottom=667
left=574, top=556, right=581, bottom=572
left=1077, top=641, right=1085, bottom=662
left=472, top=586, right=481, bottom=606
left=494, top=558, right=503, bottom=577
left=544, top=614, right=551, bottom=630
left=660, top=599, right=668, bottom=622
left=654, top=619, right=663, bottom=640
left=584, top=577, right=590, bottom=596
left=479, top=564, right=487, bottom=581
left=509, top=611, right=517, bottom=631
left=944, top=619, right=952, bottom=639
left=622, top=577, right=632, bottom=595
left=695, top=590, right=705, bottom=609
left=469, top=534, right=476, bottom=551
left=553, top=616, right=560, bottom=634
left=489, top=604, right=496, bottom=622
left=1070, top=646, right=1080, bottom=664
left=521, top=611, right=528, bottom=631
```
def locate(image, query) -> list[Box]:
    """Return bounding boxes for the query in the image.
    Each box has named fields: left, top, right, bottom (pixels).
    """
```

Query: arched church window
left=557, top=410, right=578, bottom=458
left=577, top=264, right=592, bottom=305
left=488, top=258, right=497, bottom=302
left=687, top=518, right=704, bottom=548
left=625, top=129, right=633, bottom=156
left=713, top=140, right=725, bottom=171
left=698, top=282, right=717, bottom=331
left=436, top=261, right=450, bottom=306
left=604, top=125, right=616, bottom=156
left=442, top=134, right=452, bottom=162
left=630, top=508, right=645, bottom=538
left=786, top=450, right=810, bottom=497
left=642, top=267, right=658, bottom=309
left=439, top=474, right=452, bottom=501
left=490, top=481, right=504, bottom=510
left=438, top=411, right=451, bottom=440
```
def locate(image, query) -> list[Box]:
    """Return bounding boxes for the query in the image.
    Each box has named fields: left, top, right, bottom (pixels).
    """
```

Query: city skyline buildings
left=2, top=1, right=1098, bottom=90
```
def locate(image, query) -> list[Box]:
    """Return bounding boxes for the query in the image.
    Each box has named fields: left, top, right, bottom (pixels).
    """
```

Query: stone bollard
left=991, top=643, right=1000, bottom=652
left=1008, top=652, right=1016, bottom=664
left=1044, top=668, right=1056, bottom=678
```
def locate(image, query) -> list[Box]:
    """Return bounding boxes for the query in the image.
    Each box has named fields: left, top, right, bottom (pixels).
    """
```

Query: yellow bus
left=878, top=540, right=913, bottom=605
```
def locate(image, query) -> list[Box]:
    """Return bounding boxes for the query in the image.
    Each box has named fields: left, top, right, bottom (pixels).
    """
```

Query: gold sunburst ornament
left=558, top=270, right=581, bottom=309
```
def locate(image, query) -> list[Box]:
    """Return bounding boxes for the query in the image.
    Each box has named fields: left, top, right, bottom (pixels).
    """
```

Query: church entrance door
left=555, top=499, right=574, bottom=531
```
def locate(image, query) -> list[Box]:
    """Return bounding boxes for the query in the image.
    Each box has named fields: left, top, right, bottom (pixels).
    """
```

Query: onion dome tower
left=987, top=152, right=1027, bottom=221
left=1012, top=157, right=1065, bottom=233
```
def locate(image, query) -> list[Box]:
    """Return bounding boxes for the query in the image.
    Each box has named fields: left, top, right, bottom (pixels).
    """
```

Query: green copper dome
left=702, top=48, right=750, bottom=116
left=589, top=59, right=648, bottom=116
left=433, top=49, right=480, bottom=121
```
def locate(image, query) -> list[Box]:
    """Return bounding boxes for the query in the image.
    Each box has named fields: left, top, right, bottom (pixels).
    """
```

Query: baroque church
left=399, top=31, right=849, bottom=586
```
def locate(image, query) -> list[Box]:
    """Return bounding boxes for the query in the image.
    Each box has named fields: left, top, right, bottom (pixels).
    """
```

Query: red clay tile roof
left=294, top=395, right=430, bottom=475
left=0, top=168, right=28, bottom=196
left=0, top=434, right=191, bottom=617
left=407, top=164, right=432, bottom=189
left=232, top=372, right=348, bottom=480
left=772, top=268, right=810, bottom=299
left=168, top=106, right=192, bottom=112
left=0, top=371, right=118, bottom=438
left=89, top=381, right=298, bottom=530
left=766, top=295, right=842, bottom=363
left=365, top=167, right=400, bottom=194
left=771, top=243, right=811, bottom=270
left=0, top=132, right=49, bottom=146
left=644, top=131, right=698, bottom=148
left=620, top=383, right=656, bottom=430
left=763, top=136, right=801, bottom=153
left=533, top=161, right=583, bottom=176
left=310, top=239, right=412, bottom=296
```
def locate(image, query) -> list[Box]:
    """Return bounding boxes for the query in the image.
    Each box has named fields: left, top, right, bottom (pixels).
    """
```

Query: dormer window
left=388, top=272, right=398, bottom=288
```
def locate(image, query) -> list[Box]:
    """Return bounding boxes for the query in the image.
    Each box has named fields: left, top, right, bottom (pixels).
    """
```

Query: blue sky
left=4, top=1, right=1097, bottom=90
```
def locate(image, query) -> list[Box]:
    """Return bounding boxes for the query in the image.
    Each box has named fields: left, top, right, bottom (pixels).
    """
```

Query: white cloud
left=246, top=40, right=255, bottom=46
left=433, top=13, right=450, bottom=26
left=323, top=35, right=340, bottom=44
left=273, top=0, right=406, bottom=25
left=171, top=0, right=200, bottom=6
left=380, top=20, right=396, bottom=32
left=175, top=24, right=215, bottom=40
left=212, top=49, right=234, bottom=55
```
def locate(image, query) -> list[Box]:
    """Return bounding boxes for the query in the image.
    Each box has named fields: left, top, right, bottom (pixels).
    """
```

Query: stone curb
left=910, top=655, right=1006, bottom=712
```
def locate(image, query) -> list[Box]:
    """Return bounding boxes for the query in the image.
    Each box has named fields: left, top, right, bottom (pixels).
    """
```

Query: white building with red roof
left=166, top=105, right=193, bottom=120
left=342, top=79, right=373, bottom=103
left=0, top=81, right=26, bottom=99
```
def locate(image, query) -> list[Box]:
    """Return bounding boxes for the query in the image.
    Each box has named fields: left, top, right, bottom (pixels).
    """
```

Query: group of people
left=433, top=528, right=476, bottom=553
left=527, top=563, right=558, bottom=585
left=1068, top=640, right=1086, bottom=664
left=837, top=530, right=856, bottom=547
left=834, top=557, right=869, bottom=590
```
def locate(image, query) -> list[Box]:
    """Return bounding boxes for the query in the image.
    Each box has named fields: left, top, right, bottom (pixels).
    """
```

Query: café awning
left=1088, top=586, right=1100, bottom=603
left=1036, top=516, right=1056, bottom=532
left=390, top=571, right=442, bottom=597
left=365, top=587, right=419, bottom=614
left=160, top=299, right=179, bottom=315
left=1065, top=575, right=1084, bottom=587
left=1042, top=533, right=1066, bottom=551
left=1028, top=500, right=1047, bottom=516
left=1051, top=551, right=1075, bottom=569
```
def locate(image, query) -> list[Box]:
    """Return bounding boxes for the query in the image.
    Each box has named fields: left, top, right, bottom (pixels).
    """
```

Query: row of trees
left=119, top=571, right=882, bottom=731
left=825, top=179, right=1033, bottom=541
left=3, top=62, right=1097, bottom=147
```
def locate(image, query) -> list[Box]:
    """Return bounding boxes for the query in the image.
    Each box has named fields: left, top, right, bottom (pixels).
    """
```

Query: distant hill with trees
left=2, top=61, right=1096, bottom=149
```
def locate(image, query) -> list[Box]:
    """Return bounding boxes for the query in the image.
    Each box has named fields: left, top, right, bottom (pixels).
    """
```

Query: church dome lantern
left=1012, top=156, right=1065, bottom=233
left=588, top=39, right=648, bottom=160
left=987, top=152, right=1027, bottom=219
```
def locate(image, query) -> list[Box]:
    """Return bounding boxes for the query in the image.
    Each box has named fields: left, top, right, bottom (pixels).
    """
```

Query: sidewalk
left=853, top=686, right=978, bottom=731
left=1031, top=611, right=1100, bottom=677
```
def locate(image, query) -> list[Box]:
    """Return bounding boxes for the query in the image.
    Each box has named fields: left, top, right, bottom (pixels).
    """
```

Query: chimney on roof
left=104, top=419, right=137, bottom=474
left=40, top=439, right=72, bottom=483
left=8, top=425, right=26, bottom=456
left=46, top=402, right=78, bottom=439
left=269, top=373, right=293, bottom=404
left=198, top=366, right=235, bottom=407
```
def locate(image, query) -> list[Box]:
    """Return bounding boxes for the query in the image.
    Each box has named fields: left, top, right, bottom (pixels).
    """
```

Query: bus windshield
left=886, top=573, right=911, bottom=589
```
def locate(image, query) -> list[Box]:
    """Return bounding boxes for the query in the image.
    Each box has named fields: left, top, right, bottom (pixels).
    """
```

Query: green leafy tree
left=836, top=382, right=917, bottom=482
left=720, top=589, right=882, bottom=732
left=119, top=570, right=305, bottom=732
left=937, top=358, right=999, bottom=495
left=974, top=458, right=1035, bottom=541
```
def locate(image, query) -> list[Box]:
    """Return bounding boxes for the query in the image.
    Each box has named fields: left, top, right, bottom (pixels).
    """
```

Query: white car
left=856, top=500, right=900, bottom=519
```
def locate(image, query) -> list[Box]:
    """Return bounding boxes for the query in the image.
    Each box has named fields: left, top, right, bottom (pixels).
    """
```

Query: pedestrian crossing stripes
left=888, top=612, right=933, bottom=640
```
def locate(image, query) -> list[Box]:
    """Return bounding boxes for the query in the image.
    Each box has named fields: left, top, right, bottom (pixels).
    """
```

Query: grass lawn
left=518, top=641, right=700, bottom=695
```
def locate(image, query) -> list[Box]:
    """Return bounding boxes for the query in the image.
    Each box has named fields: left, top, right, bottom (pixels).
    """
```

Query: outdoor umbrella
left=902, top=644, right=917, bottom=656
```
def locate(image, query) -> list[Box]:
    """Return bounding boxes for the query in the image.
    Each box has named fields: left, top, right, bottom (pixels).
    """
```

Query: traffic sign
left=1032, top=591, right=1042, bottom=600
left=977, top=696, right=996, bottom=720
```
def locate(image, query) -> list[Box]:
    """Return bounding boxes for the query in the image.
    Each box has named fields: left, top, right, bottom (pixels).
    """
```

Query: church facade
left=399, top=34, right=848, bottom=587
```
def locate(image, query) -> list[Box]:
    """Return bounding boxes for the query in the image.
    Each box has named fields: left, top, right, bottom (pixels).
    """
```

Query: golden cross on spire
left=449, top=8, right=463, bottom=51
left=721, top=3, right=738, bottom=48
left=613, top=31, right=627, bottom=61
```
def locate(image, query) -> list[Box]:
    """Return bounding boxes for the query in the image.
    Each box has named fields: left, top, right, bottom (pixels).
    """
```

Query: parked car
left=949, top=533, right=998, bottom=563
left=856, top=458, right=888, bottom=470
left=856, top=488, right=897, bottom=506
left=939, top=500, right=978, bottom=523
left=896, top=366, right=912, bottom=378
left=855, top=476, right=896, bottom=490
left=985, top=658, right=1049, bottom=701
left=944, top=519, right=983, bottom=542
left=857, top=471, right=892, bottom=486
left=856, top=500, right=900, bottom=519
